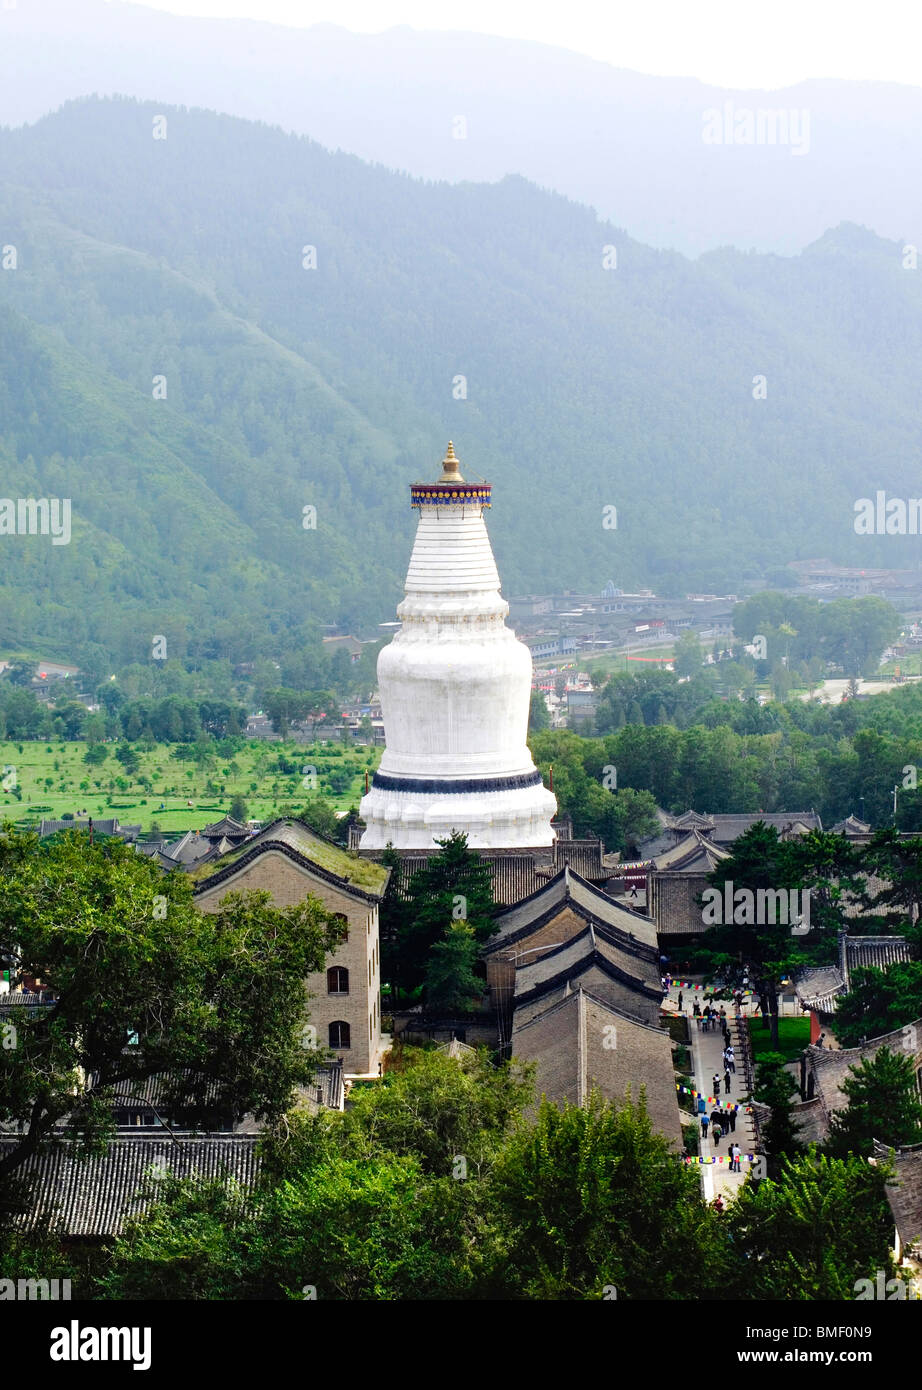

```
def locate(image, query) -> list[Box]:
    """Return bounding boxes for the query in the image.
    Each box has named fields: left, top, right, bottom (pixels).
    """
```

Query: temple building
left=192, top=819, right=390, bottom=1078
left=359, top=443, right=557, bottom=851
left=480, top=866, right=683, bottom=1144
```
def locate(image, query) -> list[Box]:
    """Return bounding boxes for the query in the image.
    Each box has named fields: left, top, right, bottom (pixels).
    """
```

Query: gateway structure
left=359, top=443, right=557, bottom=850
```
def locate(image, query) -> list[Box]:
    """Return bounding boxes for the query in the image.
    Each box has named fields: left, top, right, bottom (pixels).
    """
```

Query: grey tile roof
left=794, top=965, right=845, bottom=1014
left=487, top=865, right=657, bottom=951
left=640, top=810, right=822, bottom=856
left=37, top=818, right=141, bottom=841
left=164, top=830, right=219, bottom=865
left=873, top=1140, right=922, bottom=1250
left=511, top=986, right=683, bottom=1145
left=553, top=838, right=604, bottom=879
left=511, top=923, right=662, bottom=1026
left=200, top=816, right=249, bottom=841
left=651, top=830, right=731, bottom=873
left=705, top=812, right=822, bottom=843
left=0, top=1135, right=262, bottom=1236
left=832, top=815, right=872, bottom=836
left=844, top=935, right=914, bottom=977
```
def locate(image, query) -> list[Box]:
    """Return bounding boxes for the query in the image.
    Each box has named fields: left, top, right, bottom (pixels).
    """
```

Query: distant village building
left=565, top=686, right=597, bottom=726
left=322, top=634, right=365, bottom=664
left=38, top=816, right=141, bottom=843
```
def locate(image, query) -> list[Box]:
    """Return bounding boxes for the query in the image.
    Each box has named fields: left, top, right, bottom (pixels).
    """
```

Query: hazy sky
left=121, top=0, right=921, bottom=89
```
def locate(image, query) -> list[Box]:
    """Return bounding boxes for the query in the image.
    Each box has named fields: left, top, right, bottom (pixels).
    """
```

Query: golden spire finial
left=439, top=441, right=464, bottom=483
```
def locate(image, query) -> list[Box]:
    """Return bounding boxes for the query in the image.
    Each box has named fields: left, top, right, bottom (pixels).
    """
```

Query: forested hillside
left=5, top=2, right=922, bottom=256
left=2, top=97, right=922, bottom=671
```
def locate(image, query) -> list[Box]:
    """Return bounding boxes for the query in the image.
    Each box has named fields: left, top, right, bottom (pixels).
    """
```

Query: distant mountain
left=2, top=1, right=922, bottom=255
left=1, top=97, right=921, bottom=670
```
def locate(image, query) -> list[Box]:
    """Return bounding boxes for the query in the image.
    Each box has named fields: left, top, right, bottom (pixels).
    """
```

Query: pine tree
left=827, top=1047, right=922, bottom=1158
left=423, top=921, right=483, bottom=1013
left=753, top=1052, right=803, bottom=1174
left=396, top=832, right=495, bottom=995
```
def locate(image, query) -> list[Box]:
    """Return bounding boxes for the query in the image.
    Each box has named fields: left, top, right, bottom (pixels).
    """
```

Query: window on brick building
left=327, top=966, right=349, bottom=995
left=329, top=1020, right=351, bottom=1048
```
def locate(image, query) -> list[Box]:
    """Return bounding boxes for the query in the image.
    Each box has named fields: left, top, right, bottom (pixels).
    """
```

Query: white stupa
left=359, top=443, right=557, bottom=851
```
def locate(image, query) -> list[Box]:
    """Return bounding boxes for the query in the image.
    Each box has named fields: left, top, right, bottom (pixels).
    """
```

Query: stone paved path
left=665, top=982, right=761, bottom=1205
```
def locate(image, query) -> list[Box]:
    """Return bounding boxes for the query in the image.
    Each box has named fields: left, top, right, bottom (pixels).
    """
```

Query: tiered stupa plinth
left=359, top=443, right=557, bottom=850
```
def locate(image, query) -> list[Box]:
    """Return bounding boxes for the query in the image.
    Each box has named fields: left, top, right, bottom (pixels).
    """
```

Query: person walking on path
left=701, top=1113, right=710, bottom=1139
left=678, top=990, right=684, bottom=1011
left=711, top=1120, right=723, bottom=1147
left=729, top=1143, right=740, bottom=1173
left=728, top=1104, right=737, bottom=1133
left=693, top=1000, right=700, bottom=1017
left=712, top=1074, right=722, bottom=1100
left=724, top=1069, right=732, bottom=1095
left=727, top=1046, right=735, bottom=1073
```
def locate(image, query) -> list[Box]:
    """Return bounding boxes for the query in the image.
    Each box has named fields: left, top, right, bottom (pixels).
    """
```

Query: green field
left=747, top=1015, right=811, bottom=1062
left=0, top=738, right=381, bottom=836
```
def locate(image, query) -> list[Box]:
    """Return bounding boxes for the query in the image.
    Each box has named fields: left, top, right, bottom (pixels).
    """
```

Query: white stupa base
left=358, top=778, right=558, bottom=851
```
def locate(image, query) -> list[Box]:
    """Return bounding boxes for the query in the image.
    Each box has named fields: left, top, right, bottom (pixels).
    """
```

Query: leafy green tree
left=95, top=1047, right=530, bottom=1299
left=862, top=828, right=922, bottom=940
left=695, top=822, right=808, bottom=1049
left=3, top=661, right=35, bottom=688
left=228, top=793, right=248, bottom=823
left=0, top=829, right=344, bottom=1184
left=673, top=631, right=703, bottom=679
left=488, top=1091, right=727, bottom=1299
left=298, top=794, right=339, bottom=840
left=95, top=1156, right=479, bottom=1301
left=114, top=741, right=140, bottom=778
left=826, top=1047, right=922, bottom=1158
left=727, top=1148, right=898, bottom=1300
left=334, top=1046, right=532, bottom=1179
left=528, top=688, right=550, bottom=732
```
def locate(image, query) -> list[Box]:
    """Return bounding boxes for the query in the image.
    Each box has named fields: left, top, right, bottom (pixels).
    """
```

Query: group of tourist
left=693, top=1000, right=727, bottom=1033
left=699, top=1100, right=739, bottom=1138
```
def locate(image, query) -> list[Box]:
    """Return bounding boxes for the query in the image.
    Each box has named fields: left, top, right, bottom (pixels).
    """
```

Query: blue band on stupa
left=410, top=482, right=491, bottom=508
left=372, top=769, right=541, bottom=795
